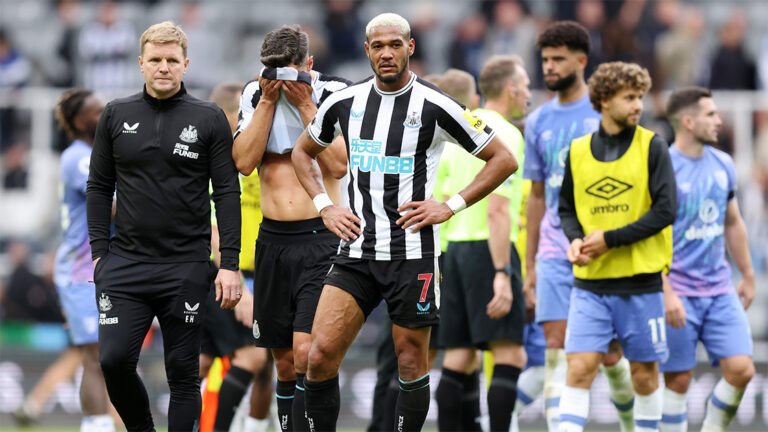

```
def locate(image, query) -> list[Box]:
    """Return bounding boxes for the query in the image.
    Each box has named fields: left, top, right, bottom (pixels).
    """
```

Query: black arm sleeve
left=558, top=150, right=585, bottom=242
left=86, top=104, right=116, bottom=260
left=209, top=108, right=242, bottom=270
left=604, top=135, right=677, bottom=247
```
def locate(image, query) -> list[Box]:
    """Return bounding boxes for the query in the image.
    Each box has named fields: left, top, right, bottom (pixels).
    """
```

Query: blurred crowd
left=2, top=0, right=768, bottom=331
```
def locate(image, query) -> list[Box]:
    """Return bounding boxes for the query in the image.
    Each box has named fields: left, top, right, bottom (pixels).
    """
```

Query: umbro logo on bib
left=586, top=176, right=633, bottom=200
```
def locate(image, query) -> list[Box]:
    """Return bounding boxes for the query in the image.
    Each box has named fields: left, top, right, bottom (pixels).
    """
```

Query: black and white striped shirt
left=308, top=72, right=496, bottom=261
left=235, top=71, right=350, bottom=153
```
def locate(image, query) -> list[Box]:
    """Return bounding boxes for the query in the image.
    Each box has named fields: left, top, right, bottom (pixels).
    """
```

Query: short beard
left=376, top=67, right=405, bottom=84
left=545, top=72, right=577, bottom=92
left=613, top=114, right=638, bottom=130
left=694, top=132, right=718, bottom=145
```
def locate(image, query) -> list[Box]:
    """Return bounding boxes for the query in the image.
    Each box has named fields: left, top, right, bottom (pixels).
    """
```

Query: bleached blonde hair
left=365, top=13, right=411, bottom=40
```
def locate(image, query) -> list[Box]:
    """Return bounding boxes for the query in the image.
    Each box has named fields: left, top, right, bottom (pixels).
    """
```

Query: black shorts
left=200, top=276, right=255, bottom=357
left=324, top=256, right=441, bottom=329
left=437, top=241, right=525, bottom=349
left=252, top=217, right=337, bottom=348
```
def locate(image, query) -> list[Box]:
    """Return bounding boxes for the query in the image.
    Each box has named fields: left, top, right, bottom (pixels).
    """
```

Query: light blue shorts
left=565, top=288, right=668, bottom=363
left=56, top=282, right=99, bottom=345
left=534, top=258, right=573, bottom=323
left=660, top=292, right=753, bottom=372
left=524, top=322, right=546, bottom=368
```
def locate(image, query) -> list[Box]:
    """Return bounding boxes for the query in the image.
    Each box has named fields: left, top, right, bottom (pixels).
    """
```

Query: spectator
left=322, top=0, right=364, bottom=65
left=600, top=0, right=645, bottom=64
left=655, top=6, right=707, bottom=90
left=485, top=0, right=538, bottom=83
left=77, top=1, right=135, bottom=90
left=709, top=9, right=756, bottom=90
left=3, top=144, right=29, bottom=189
left=574, top=0, right=606, bottom=77
left=49, top=0, right=81, bottom=88
left=1, top=241, right=64, bottom=323
left=448, top=13, right=488, bottom=78
left=0, top=28, right=32, bottom=152
left=0, top=28, right=32, bottom=88
left=177, top=1, right=218, bottom=89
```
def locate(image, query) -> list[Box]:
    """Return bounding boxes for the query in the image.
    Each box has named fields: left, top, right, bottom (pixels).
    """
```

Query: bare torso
left=259, top=152, right=341, bottom=221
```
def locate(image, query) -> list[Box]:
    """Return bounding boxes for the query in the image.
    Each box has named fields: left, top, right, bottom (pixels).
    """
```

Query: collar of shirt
left=142, top=82, right=187, bottom=109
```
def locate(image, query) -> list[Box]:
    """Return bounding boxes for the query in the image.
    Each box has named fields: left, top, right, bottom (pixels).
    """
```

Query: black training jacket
left=87, top=84, right=241, bottom=270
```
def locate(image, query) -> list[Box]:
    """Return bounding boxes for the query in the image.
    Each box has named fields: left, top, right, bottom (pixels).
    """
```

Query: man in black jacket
left=86, top=21, right=241, bottom=431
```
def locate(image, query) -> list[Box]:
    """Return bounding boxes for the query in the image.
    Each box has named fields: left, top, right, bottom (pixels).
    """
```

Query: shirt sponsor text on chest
left=349, top=138, right=414, bottom=174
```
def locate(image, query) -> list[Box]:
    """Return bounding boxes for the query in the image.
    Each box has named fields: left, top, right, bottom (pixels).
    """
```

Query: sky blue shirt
left=523, top=93, right=601, bottom=260
left=668, top=144, right=736, bottom=296
left=54, top=140, right=94, bottom=286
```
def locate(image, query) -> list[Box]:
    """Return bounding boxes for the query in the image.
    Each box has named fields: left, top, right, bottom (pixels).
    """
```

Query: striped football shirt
left=308, top=72, right=496, bottom=260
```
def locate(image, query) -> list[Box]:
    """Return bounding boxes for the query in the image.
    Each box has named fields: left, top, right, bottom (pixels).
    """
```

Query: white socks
left=701, top=378, right=745, bottom=432
left=243, top=415, right=270, bottom=432
left=635, top=387, right=662, bottom=432
left=511, top=365, right=545, bottom=432
left=80, top=414, right=115, bottom=432
left=545, top=349, right=567, bottom=431
left=602, top=357, right=635, bottom=432
left=660, top=387, right=687, bottom=432
left=557, top=386, right=590, bottom=432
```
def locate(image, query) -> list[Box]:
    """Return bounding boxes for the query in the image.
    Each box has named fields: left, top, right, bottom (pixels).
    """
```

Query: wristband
left=445, top=194, right=467, bottom=214
left=313, top=193, right=334, bottom=214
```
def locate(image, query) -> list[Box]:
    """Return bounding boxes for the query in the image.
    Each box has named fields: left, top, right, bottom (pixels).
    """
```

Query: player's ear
left=306, top=56, right=314, bottom=72
left=682, top=114, right=694, bottom=131
left=577, top=51, right=588, bottom=68
left=408, top=38, right=415, bottom=56
left=600, top=97, right=609, bottom=113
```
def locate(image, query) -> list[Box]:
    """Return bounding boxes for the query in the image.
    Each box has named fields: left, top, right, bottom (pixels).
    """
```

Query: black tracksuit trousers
left=95, top=252, right=212, bottom=432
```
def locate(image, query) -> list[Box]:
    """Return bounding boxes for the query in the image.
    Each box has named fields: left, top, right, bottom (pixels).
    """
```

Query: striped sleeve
left=234, top=80, right=260, bottom=140
left=307, top=92, right=345, bottom=147
left=316, top=73, right=352, bottom=105
left=434, top=96, right=495, bottom=156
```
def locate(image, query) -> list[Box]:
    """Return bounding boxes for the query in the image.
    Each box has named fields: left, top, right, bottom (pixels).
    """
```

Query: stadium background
left=0, top=0, right=767, bottom=430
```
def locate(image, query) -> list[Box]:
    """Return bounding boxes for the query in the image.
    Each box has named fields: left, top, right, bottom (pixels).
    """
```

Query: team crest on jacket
left=179, top=125, right=198, bottom=143
left=98, top=293, right=113, bottom=312
left=403, top=111, right=422, bottom=129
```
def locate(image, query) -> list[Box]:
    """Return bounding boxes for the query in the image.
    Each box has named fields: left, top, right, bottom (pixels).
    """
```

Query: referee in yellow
left=556, top=62, right=676, bottom=432
left=436, top=55, right=531, bottom=432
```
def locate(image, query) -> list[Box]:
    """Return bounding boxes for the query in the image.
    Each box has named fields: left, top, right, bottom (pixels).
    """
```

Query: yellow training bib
left=570, top=126, right=671, bottom=279
left=239, top=174, right=262, bottom=272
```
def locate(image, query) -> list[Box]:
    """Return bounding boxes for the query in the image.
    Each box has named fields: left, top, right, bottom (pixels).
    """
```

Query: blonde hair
left=438, top=69, right=476, bottom=107
left=365, top=13, right=410, bottom=40
left=478, top=55, right=524, bottom=101
left=140, top=21, right=188, bottom=57
left=588, top=62, right=651, bottom=112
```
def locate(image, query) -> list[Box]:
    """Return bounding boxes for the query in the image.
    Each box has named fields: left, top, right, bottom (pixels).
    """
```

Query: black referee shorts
left=252, top=217, right=337, bottom=348
left=323, top=256, right=441, bottom=329
left=437, top=241, right=525, bottom=349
